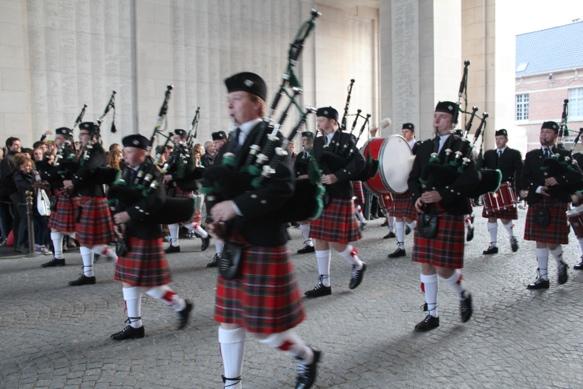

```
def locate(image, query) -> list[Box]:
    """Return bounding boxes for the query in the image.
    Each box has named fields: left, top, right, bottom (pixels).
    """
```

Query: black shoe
left=297, top=245, right=315, bottom=254
left=574, top=260, right=583, bottom=270
left=558, top=260, right=568, bottom=285
left=482, top=245, right=498, bottom=255
left=41, top=257, right=65, bottom=267
left=388, top=247, right=406, bottom=258
left=414, top=315, right=440, bottom=332
left=177, top=300, right=193, bottom=330
left=527, top=278, right=550, bottom=290
left=349, top=263, right=367, bottom=290
left=405, top=225, right=411, bottom=235
left=165, top=244, right=180, bottom=254
left=295, top=348, right=321, bottom=389
left=110, top=325, right=145, bottom=341
left=360, top=222, right=367, bottom=231
left=304, top=282, right=332, bottom=298
left=200, top=236, right=210, bottom=252
left=68, top=274, right=96, bottom=286
left=383, top=231, right=396, bottom=239
left=222, top=375, right=241, bottom=388
left=510, top=237, right=519, bottom=252
left=460, top=291, right=473, bottom=323
left=206, top=253, right=219, bottom=268
left=466, top=226, right=474, bottom=242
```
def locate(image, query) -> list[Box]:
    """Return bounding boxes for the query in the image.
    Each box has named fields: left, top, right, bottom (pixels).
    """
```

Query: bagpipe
left=107, top=85, right=195, bottom=226
left=201, top=9, right=325, bottom=224
left=48, top=104, right=86, bottom=184
left=320, top=78, right=378, bottom=181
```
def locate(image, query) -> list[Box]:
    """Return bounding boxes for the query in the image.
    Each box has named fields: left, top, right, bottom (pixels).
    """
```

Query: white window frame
left=516, top=93, right=529, bottom=121
left=569, top=87, right=583, bottom=120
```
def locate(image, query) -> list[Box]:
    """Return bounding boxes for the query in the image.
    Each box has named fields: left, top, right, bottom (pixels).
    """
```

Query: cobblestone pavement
left=1, top=206, right=583, bottom=389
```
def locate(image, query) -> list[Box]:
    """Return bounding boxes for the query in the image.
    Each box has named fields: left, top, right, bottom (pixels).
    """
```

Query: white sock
left=50, top=230, right=64, bottom=259
left=215, top=240, right=225, bottom=255
left=258, top=330, right=314, bottom=363
left=146, top=285, right=186, bottom=311
left=549, top=246, right=564, bottom=266
left=487, top=222, right=498, bottom=246
left=387, top=217, right=394, bottom=231
left=395, top=220, right=405, bottom=244
left=218, top=327, right=246, bottom=383
left=123, top=287, right=143, bottom=328
left=420, top=273, right=438, bottom=317
left=300, top=224, right=311, bottom=243
left=502, top=221, right=514, bottom=238
left=443, top=270, right=465, bottom=299
left=315, top=250, right=331, bottom=287
left=79, top=246, right=94, bottom=277
left=338, top=245, right=363, bottom=269
left=168, top=224, right=180, bottom=246
left=536, top=247, right=549, bottom=280
left=355, top=209, right=366, bottom=223
left=93, top=244, right=117, bottom=261
left=194, top=224, right=209, bottom=238
left=407, top=221, right=417, bottom=230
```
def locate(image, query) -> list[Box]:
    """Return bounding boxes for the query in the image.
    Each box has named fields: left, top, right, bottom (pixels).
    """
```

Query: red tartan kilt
left=114, top=237, right=171, bottom=287
left=413, top=213, right=465, bottom=269
left=524, top=201, right=569, bottom=244
left=76, top=196, right=115, bottom=246
left=214, top=245, right=305, bottom=334
left=310, top=198, right=361, bottom=244
left=48, top=190, right=78, bottom=233
left=481, top=206, right=518, bottom=220
left=352, top=181, right=365, bottom=207
left=392, top=192, right=417, bottom=220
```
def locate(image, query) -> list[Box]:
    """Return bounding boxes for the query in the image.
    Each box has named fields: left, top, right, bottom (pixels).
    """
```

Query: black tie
left=543, top=148, right=550, bottom=159
left=434, top=136, right=440, bottom=153
left=232, top=127, right=242, bottom=153
left=497, top=149, right=502, bottom=158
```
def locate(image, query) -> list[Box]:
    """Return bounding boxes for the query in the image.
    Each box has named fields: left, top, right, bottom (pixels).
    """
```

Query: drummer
left=480, top=129, right=523, bottom=255
left=387, top=123, right=418, bottom=258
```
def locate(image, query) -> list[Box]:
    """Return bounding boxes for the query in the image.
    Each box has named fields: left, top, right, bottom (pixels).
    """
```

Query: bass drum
left=362, top=135, right=413, bottom=194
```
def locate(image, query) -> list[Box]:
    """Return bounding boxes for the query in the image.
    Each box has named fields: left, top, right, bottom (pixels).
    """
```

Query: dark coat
left=480, top=147, right=523, bottom=189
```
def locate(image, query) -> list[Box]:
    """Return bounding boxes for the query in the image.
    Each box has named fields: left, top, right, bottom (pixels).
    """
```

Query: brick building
left=516, top=21, right=583, bottom=151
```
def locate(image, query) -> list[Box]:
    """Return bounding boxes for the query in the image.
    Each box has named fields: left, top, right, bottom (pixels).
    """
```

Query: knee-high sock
left=215, top=240, right=225, bottom=255
left=443, top=270, right=466, bottom=299
left=536, top=247, right=549, bottom=280
left=258, top=330, right=314, bottom=363
left=420, top=273, right=438, bottom=317
left=218, top=327, right=246, bottom=383
left=355, top=206, right=366, bottom=223
left=93, top=244, right=117, bottom=261
left=50, top=230, right=64, bottom=259
left=299, top=224, right=312, bottom=246
left=502, top=220, right=514, bottom=238
left=579, top=238, right=583, bottom=256
left=338, top=245, right=363, bottom=269
left=387, top=216, right=394, bottom=231
left=123, top=287, right=143, bottom=328
left=487, top=222, right=498, bottom=245
left=79, top=246, right=94, bottom=277
left=168, top=223, right=180, bottom=246
left=549, top=246, right=564, bottom=266
left=407, top=220, right=417, bottom=230
left=315, top=249, right=331, bottom=286
left=193, top=224, right=209, bottom=238
left=395, top=220, right=405, bottom=247
left=145, top=285, right=186, bottom=311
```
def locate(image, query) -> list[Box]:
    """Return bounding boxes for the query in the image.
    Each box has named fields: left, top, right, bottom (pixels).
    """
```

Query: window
left=569, top=87, right=583, bottom=119
left=516, top=94, right=529, bottom=121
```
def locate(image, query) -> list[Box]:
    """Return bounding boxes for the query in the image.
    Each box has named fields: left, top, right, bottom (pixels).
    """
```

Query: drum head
left=381, top=135, right=413, bottom=194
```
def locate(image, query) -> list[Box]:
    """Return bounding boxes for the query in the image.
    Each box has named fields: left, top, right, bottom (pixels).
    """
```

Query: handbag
left=418, top=213, right=438, bottom=239
left=218, top=241, right=244, bottom=280
left=534, top=207, right=550, bottom=227
left=36, top=189, right=51, bottom=216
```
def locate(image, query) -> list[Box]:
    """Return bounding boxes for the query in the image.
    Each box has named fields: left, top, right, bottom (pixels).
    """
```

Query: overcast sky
left=513, top=0, right=583, bottom=34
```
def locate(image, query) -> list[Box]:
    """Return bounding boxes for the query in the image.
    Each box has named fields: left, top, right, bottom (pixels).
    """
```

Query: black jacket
left=0, top=151, right=19, bottom=199
left=520, top=146, right=574, bottom=204
left=480, top=147, right=523, bottom=189
left=73, top=144, right=107, bottom=197
left=210, top=121, right=295, bottom=247
left=13, top=170, right=34, bottom=205
left=294, top=150, right=313, bottom=177
left=408, top=133, right=478, bottom=215
left=312, top=130, right=365, bottom=199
